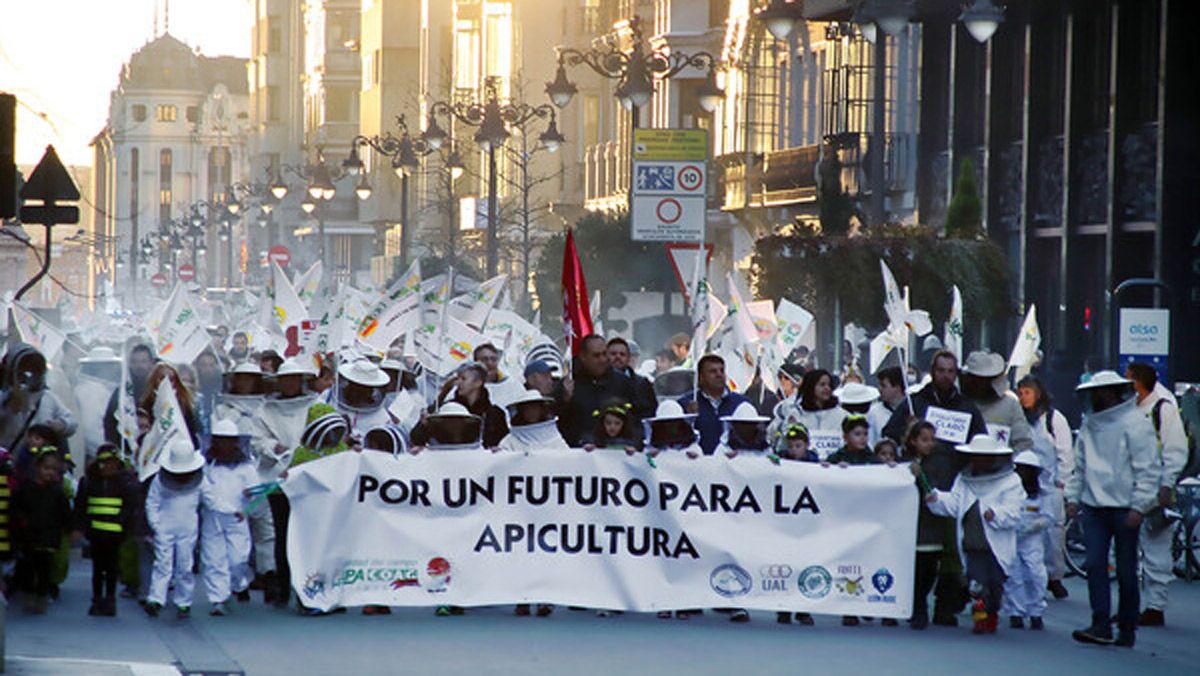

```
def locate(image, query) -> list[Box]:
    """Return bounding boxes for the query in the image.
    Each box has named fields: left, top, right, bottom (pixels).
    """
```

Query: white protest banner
left=808, top=430, right=844, bottom=460
left=284, top=450, right=917, bottom=615
left=925, top=406, right=972, bottom=444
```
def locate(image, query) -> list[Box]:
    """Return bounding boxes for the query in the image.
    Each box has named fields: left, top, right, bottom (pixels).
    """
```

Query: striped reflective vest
left=0, top=474, right=10, bottom=555
left=86, top=495, right=123, bottom=534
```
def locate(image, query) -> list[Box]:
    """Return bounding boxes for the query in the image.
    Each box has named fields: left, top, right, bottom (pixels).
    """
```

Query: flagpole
left=690, top=226, right=708, bottom=400
left=433, top=266, right=454, bottom=413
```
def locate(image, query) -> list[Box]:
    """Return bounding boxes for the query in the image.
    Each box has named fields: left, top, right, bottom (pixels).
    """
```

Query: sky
left=0, top=0, right=252, bottom=167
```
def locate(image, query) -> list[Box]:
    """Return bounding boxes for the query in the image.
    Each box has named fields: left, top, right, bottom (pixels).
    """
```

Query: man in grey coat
left=960, top=351, right=1034, bottom=453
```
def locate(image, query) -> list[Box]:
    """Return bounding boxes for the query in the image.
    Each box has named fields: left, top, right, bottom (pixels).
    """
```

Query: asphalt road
left=6, top=551, right=1199, bottom=675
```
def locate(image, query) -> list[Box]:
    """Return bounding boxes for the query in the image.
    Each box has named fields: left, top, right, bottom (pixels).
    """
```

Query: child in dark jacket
left=582, top=403, right=643, bottom=453
left=825, top=416, right=880, bottom=466
left=906, top=421, right=950, bottom=629
left=13, top=448, right=72, bottom=613
left=74, top=443, right=134, bottom=616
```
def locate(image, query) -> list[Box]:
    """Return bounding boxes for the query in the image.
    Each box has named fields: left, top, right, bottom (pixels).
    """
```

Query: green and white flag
left=944, top=285, right=964, bottom=361
left=12, top=303, right=66, bottom=363
left=135, top=378, right=189, bottom=481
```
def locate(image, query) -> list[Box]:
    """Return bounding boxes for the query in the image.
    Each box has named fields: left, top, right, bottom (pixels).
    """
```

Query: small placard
left=925, top=406, right=972, bottom=445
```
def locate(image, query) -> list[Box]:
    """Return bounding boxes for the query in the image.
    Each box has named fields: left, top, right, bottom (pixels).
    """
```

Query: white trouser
left=1043, top=488, right=1067, bottom=580
left=201, top=510, right=252, bottom=603
left=148, top=532, right=197, bottom=608
left=1002, top=532, right=1047, bottom=618
left=248, top=499, right=276, bottom=573
left=1141, top=519, right=1177, bottom=611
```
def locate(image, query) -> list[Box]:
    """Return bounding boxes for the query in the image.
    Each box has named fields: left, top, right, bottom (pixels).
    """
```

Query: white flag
left=114, top=353, right=139, bottom=456
left=359, top=259, right=423, bottom=351
left=448, top=274, right=508, bottom=330
left=272, top=261, right=308, bottom=333
left=945, top=285, right=964, bottom=361
left=746, top=300, right=778, bottom=343
left=705, top=293, right=727, bottom=341
left=879, top=260, right=932, bottom=337
left=484, top=309, right=540, bottom=378
left=293, top=260, right=324, bottom=307
left=12, top=303, right=66, bottom=363
left=725, top=273, right=761, bottom=348
left=775, top=299, right=814, bottom=353
left=1008, top=304, right=1041, bottom=378
left=147, top=285, right=210, bottom=365
left=590, top=289, right=603, bottom=337
left=135, top=379, right=190, bottom=481
left=436, top=316, right=488, bottom=375
left=870, top=328, right=905, bottom=375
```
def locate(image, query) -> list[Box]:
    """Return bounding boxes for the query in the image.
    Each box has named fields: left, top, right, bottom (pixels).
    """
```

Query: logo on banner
left=303, top=572, right=326, bottom=601
left=836, top=564, right=865, bottom=598
left=424, top=557, right=452, bottom=593
left=868, top=568, right=897, bottom=604
left=710, top=564, right=752, bottom=598
left=797, top=566, right=832, bottom=599
left=759, top=564, right=793, bottom=592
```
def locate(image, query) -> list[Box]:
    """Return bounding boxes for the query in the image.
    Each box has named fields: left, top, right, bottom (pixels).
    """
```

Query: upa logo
left=424, top=557, right=452, bottom=593
left=710, top=564, right=753, bottom=598
left=302, top=572, right=326, bottom=601
left=797, top=565, right=832, bottom=599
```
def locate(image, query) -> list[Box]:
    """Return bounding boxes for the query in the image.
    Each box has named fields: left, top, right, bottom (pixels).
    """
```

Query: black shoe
left=88, top=600, right=101, bottom=616
left=1030, top=617, right=1044, bottom=631
left=1047, top=580, right=1069, bottom=600
left=932, top=613, right=959, bottom=627
left=536, top=604, right=554, bottom=617
left=776, top=611, right=791, bottom=624
left=144, top=602, right=161, bottom=618
left=881, top=618, right=899, bottom=627
left=795, top=612, right=815, bottom=626
left=1072, top=626, right=1115, bottom=645
left=515, top=603, right=531, bottom=616
left=910, top=613, right=929, bottom=630
left=1115, top=631, right=1136, bottom=648
left=236, top=590, right=251, bottom=603
left=842, top=615, right=860, bottom=626
left=730, top=609, right=750, bottom=623
left=1137, top=609, right=1164, bottom=627
left=1010, top=616, right=1024, bottom=629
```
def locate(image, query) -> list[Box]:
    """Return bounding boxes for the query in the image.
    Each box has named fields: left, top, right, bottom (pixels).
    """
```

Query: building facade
left=91, top=34, right=251, bottom=307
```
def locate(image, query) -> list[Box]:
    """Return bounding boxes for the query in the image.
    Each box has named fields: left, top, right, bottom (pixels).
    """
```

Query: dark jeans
left=90, top=535, right=121, bottom=600
left=964, top=548, right=1006, bottom=614
left=1082, top=505, right=1140, bottom=631
left=17, top=548, right=54, bottom=597
left=913, top=550, right=962, bottom=618
left=269, top=491, right=290, bottom=602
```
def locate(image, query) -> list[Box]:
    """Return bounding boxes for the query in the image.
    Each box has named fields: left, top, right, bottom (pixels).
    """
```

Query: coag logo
left=797, top=565, right=832, bottom=599
left=710, top=564, right=753, bottom=598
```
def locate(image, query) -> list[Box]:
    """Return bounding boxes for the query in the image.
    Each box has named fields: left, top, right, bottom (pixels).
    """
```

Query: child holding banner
left=824, top=417, right=880, bottom=468
left=925, top=434, right=1024, bottom=635
left=907, top=420, right=947, bottom=630
left=582, top=402, right=642, bottom=453
left=774, top=424, right=816, bottom=627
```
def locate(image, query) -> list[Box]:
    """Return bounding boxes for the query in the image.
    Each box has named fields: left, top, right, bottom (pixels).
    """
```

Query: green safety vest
left=87, top=495, right=123, bottom=534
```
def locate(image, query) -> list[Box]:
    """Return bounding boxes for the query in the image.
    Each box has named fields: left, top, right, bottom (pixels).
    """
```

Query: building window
left=268, top=26, right=282, bottom=54
left=132, top=104, right=147, bottom=122
left=583, top=95, right=599, bottom=147
left=325, top=85, right=355, bottom=122
left=129, top=148, right=139, bottom=228
left=363, top=49, right=381, bottom=90
left=267, top=86, right=281, bottom=122
left=209, top=147, right=231, bottom=203
left=156, top=104, right=178, bottom=122
left=454, top=20, right=480, bottom=91
left=484, top=3, right=513, bottom=83
left=186, top=106, right=200, bottom=123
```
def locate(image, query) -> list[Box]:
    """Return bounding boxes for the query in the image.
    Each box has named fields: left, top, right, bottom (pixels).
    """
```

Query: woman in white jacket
left=925, top=434, right=1025, bottom=635
left=768, top=369, right=847, bottom=458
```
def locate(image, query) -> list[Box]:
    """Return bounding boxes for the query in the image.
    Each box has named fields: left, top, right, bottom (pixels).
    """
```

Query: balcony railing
left=584, top=139, right=631, bottom=212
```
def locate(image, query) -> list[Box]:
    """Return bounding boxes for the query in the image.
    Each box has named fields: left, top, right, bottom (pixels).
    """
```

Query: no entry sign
left=150, top=272, right=167, bottom=289
left=269, top=245, right=291, bottom=267
left=178, top=263, right=196, bottom=282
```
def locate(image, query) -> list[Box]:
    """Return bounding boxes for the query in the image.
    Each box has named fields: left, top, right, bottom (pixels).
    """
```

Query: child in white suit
left=201, top=419, right=257, bottom=616
left=926, top=434, right=1025, bottom=635
left=1003, top=450, right=1053, bottom=630
left=144, top=437, right=209, bottom=619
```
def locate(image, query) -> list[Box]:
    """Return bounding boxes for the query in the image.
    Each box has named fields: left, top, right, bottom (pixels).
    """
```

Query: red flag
left=561, top=228, right=593, bottom=355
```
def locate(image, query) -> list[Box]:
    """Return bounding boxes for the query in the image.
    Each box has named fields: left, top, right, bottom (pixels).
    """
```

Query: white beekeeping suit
left=145, top=438, right=209, bottom=614
left=73, top=347, right=122, bottom=466
left=200, top=419, right=256, bottom=614
left=1002, top=452, right=1053, bottom=624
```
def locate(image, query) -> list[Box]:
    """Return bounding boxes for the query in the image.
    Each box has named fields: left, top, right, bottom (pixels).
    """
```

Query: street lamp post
left=545, top=15, right=723, bottom=211
left=425, top=78, right=565, bottom=277
left=280, top=150, right=343, bottom=280
left=344, top=114, right=437, bottom=274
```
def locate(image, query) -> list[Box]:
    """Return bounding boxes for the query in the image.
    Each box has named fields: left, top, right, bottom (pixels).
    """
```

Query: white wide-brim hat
left=507, top=388, right=555, bottom=410
left=954, top=434, right=1013, bottom=455
left=430, top=402, right=480, bottom=421
left=649, top=399, right=696, bottom=423
left=277, top=357, right=317, bottom=377
left=160, top=437, right=204, bottom=473
left=1075, top=370, right=1132, bottom=391
left=1013, top=450, right=1042, bottom=469
left=339, top=359, right=390, bottom=387
left=720, top=401, right=770, bottom=424
left=837, top=382, right=880, bottom=406
left=963, top=351, right=1007, bottom=379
